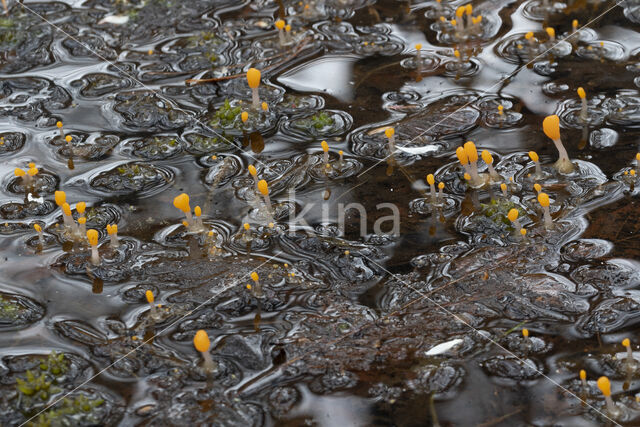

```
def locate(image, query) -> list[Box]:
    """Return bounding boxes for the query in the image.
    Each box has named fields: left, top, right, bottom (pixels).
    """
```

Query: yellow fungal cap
left=463, top=173, right=471, bottom=181
left=285, top=24, right=291, bottom=32
left=636, top=153, right=640, bottom=161
left=465, top=4, right=472, bottom=15
left=65, top=135, right=72, bottom=143
left=107, top=224, right=117, bottom=234
left=456, top=146, right=469, bottom=165
left=257, top=179, right=269, bottom=196
left=195, top=206, right=201, bottom=217
left=146, top=290, right=154, bottom=303
left=243, top=223, right=250, bottom=230
left=338, top=150, right=343, bottom=156
left=86, top=229, right=98, bottom=246
left=275, top=19, right=285, bottom=30
left=76, top=202, right=86, bottom=214
left=481, top=150, right=493, bottom=165
left=193, top=330, right=210, bottom=353
left=321, top=140, right=329, bottom=152
left=261, top=102, right=268, bottom=111
left=464, top=141, right=478, bottom=163
left=580, top=369, right=586, bottom=380
left=14, top=168, right=25, bottom=177
left=241, top=111, right=248, bottom=123
left=173, top=193, right=190, bottom=213
left=62, top=203, right=72, bottom=217
left=534, top=183, right=542, bottom=193
left=78, top=217, right=86, bottom=225
left=498, top=105, right=504, bottom=112
left=597, top=376, right=611, bottom=397
left=572, top=19, right=578, bottom=29
left=438, top=182, right=444, bottom=190
left=538, top=192, right=550, bottom=207
left=246, top=68, right=261, bottom=89
left=545, top=27, right=555, bottom=38
left=520, top=228, right=526, bottom=236
left=415, top=43, right=422, bottom=50
left=508, top=208, right=519, bottom=222
left=525, top=31, right=534, bottom=40
left=522, top=328, right=529, bottom=337
left=427, top=174, right=435, bottom=185
left=27, top=167, right=38, bottom=176
left=182, top=220, right=189, bottom=227
left=528, top=151, right=539, bottom=162
left=450, top=19, right=457, bottom=26
left=500, top=183, right=507, bottom=191
left=577, top=87, right=586, bottom=99
left=384, top=127, right=395, bottom=138
left=623, top=338, right=630, bottom=347
left=251, top=272, right=259, bottom=282
left=56, top=121, right=63, bottom=129
left=542, top=115, right=561, bottom=141
left=34, top=224, right=42, bottom=232
left=248, top=165, right=257, bottom=176
left=454, top=49, right=460, bottom=58
left=455, top=6, right=464, bottom=17
left=28, top=162, right=35, bottom=168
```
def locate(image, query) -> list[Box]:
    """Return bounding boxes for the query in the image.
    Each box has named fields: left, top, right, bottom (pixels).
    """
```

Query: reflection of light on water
left=289, top=386, right=374, bottom=427
left=278, top=55, right=358, bottom=103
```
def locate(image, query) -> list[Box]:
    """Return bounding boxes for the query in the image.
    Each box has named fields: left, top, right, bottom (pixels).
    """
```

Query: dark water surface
left=1, top=0, right=640, bottom=425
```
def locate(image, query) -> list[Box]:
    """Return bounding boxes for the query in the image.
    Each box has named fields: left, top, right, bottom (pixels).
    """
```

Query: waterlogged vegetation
left=1, top=0, right=640, bottom=425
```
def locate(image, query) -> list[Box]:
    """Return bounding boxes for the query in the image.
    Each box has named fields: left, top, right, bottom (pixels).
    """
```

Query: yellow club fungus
left=537, top=192, right=553, bottom=228
left=572, top=19, right=579, bottom=32
left=193, top=206, right=204, bottom=231
left=528, top=151, right=542, bottom=177
left=597, top=376, right=620, bottom=417
left=275, top=19, right=286, bottom=45
left=622, top=338, right=635, bottom=371
left=577, top=87, right=588, bottom=121
left=415, top=43, right=422, bottom=66
left=543, top=115, right=574, bottom=173
left=56, top=121, right=64, bottom=138
left=248, top=164, right=259, bottom=186
left=257, top=179, right=274, bottom=219
left=34, top=223, right=44, bottom=244
left=241, top=111, right=248, bottom=123
left=86, top=229, right=100, bottom=265
left=250, top=271, right=263, bottom=297
left=61, top=202, right=76, bottom=231
left=55, top=190, right=66, bottom=207
left=261, top=101, right=268, bottom=111
left=508, top=208, right=522, bottom=233
left=545, top=27, right=555, bottom=41
left=385, top=127, right=395, bottom=154
left=498, top=105, right=504, bottom=116
left=146, top=290, right=157, bottom=319
left=463, top=141, right=483, bottom=187
left=173, top=193, right=193, bottom=226
left=106, top=224, right=119, bottom=248
left=534, top=183, right=542, bottom=194
left=76, top=201, right=86, bottom=217
left=426, top=174, right=436, bottom=204
left=500, top=182, right=508, bottom=197
left=522, top=328, right=529, bottom=338
left=438, top=182, right=445, bottom=203
left=481, top=150, right=500, bottom=181
left=580, top=369, right=587, bottom=389
left=321, top=140, right=330, bottom=167
left=520, top=228, right=526, bottom=237
left=246, top=68, right=262, bottom=109
left=193, top=330, right=215, bottom=373
left=27, top=165, right=38, bottom=177
left=456, top=146, right=471, bottom=176
left=338, top=150, right=344, bottom=168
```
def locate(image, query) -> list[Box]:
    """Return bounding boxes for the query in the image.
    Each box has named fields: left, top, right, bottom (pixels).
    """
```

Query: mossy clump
left=14, top=352, right=106, bottom=426
left=481, top=198, right=522, bottom=226
left=210, top=99, right=242, bottom=128
left=297, top=111, right=335, bottom=130
left=0, top=295, right=20, bottom=319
